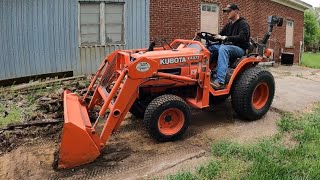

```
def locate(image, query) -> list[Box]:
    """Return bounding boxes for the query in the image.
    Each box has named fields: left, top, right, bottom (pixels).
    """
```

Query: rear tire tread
left=231, top=67, right=275, bottom=120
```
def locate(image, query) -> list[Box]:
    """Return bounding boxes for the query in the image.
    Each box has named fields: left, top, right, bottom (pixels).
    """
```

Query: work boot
left=210, top=81, right=225, bottom=90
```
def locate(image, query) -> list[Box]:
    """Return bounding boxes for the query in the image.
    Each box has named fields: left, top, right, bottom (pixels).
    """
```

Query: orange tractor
left=56, top=16, right=283, bottom=169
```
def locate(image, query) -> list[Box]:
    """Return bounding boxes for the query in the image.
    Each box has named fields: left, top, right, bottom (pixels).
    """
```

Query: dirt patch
left=0, top=77, right=92, bottom=153
left=0, top=140, right=57, bottom=179
left=282, top=132, right=298, bottom=149
left=0, top=102, right=283, bottom=180
left=0, top=123, right=63, bottom=154
left=0, top=77, right=90, bottom=126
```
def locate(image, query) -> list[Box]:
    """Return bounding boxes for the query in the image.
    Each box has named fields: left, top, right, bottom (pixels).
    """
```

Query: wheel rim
left=158, top=108, right=185, bottom=136
left=252, top=82, right=269, bottom=110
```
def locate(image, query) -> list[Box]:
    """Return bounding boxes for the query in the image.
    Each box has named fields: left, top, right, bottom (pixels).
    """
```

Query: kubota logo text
left=160, top=57, right=187, bottom=65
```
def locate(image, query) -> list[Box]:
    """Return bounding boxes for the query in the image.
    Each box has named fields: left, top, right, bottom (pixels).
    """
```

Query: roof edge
left=271, top=0, right=312, bottom=12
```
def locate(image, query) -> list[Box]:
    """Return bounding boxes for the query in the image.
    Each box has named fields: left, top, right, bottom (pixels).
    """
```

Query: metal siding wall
left=77, top=0, right=150, bottom=75
left=125, top=0, right=150, bottom=49
left=0, top=0, right=149, bottom=80
left=0, top=0, right=7, bottom=79
left=79, top=0, right=124, bottom=2
left=0, top=0, right=78, bottom=80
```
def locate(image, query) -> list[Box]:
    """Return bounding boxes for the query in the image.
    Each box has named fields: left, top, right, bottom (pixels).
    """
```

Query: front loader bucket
left=57, top=90, right=103, bottom=169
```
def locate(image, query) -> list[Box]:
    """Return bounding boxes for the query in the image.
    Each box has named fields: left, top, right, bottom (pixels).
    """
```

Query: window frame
left=201, top=4, right=217, bottom=12
left=78, top=2, right=126, bottom=47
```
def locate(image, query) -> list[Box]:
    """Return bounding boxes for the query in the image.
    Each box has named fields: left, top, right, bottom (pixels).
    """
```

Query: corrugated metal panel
left=0, top=0, right=7, bottom=79
left=79, top=0, right=125, bottom=2
left=79, top=45, right=125, bottom=74
left=0, top=0, right=149, bottom=80
left=125, top=0, right=150, bottom=49
left=77, top=0, right=150, bottom=75
left=0, top=0, right=78, bottom=80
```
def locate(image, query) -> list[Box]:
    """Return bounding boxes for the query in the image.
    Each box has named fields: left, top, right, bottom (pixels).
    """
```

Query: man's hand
left=214, top=34, right=227, bottom=40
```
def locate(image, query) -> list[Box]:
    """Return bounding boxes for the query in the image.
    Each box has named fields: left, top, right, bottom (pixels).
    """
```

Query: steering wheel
left=197, top=32, right=220, bottom=45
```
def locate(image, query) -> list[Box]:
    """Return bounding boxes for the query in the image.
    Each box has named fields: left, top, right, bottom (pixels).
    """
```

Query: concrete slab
left=269, top=65, right=320, bottom=112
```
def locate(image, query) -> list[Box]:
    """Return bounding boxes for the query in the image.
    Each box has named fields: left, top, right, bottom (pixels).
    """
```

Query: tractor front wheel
left=144, top=94, right=190, bottom=142
left=231, top=67, right=275, bottom=120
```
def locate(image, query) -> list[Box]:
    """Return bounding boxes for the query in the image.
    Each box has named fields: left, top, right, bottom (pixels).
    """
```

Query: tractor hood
left=130, top=47, right=203, bottom=60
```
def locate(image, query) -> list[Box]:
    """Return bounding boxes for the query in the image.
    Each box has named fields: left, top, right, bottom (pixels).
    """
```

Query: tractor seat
left=209, top=40, right=258, bottom=69
left=229, top=57, right=244, bottom=68
left=229, top=41, right=258, bottom=68
left=229, top=54, right=258, bottom=69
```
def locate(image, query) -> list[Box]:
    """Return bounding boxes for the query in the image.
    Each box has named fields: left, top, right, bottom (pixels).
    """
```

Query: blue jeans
left=207, top=44, right=245, bottom=84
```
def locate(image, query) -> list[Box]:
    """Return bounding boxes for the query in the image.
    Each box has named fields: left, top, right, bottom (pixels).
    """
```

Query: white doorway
left=201, top=4, right=219, bottom=34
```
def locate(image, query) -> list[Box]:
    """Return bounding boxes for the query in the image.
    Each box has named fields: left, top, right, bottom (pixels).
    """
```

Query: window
left=285, top=20, right=294, bottom=47
left=79, top=2, right=124, bottom=46
left=105, top=4, right=124, bottom=44
left=201, top=4, right=219, bottom=34
left=202, top=4, right=217, bottom=12
left=80, top=4, right=100, bottom=45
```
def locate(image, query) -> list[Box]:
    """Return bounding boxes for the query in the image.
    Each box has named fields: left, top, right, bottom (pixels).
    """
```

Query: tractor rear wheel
left=231, top=67, right=275, bottom=120
left=144, top=94, right=190, bottom=142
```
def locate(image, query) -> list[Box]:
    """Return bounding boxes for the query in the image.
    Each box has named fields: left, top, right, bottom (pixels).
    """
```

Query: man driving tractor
left=197, top=3, right=251, bottom=90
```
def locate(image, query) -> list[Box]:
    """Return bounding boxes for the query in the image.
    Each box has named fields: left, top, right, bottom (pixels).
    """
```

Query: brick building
left=150, top=0, right=312, bottom=63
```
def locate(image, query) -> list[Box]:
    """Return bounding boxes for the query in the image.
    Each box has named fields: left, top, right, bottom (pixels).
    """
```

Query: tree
left=314, top=7, right=320, bottom=23
left=304, top=9, right=320, bottom=52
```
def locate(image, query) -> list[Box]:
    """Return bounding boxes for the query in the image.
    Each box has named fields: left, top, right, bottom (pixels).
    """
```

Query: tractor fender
left=210, top=56, right=260, bottom=96
left=228, top=57, right=260, bottom=89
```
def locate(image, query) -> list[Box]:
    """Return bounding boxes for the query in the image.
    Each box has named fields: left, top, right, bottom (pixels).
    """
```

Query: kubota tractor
left=56, top=16, right=283, bottom=169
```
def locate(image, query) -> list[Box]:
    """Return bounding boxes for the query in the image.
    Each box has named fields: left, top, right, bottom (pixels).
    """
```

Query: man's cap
left=223, top=4, right=240, bottom=12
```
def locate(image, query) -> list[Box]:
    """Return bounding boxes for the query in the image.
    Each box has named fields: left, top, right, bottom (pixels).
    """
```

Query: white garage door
left=201, top=4, right=219, bottom=34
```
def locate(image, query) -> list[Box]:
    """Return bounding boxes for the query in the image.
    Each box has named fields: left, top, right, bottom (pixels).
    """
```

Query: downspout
left=299, top=13, right=306, bottom=65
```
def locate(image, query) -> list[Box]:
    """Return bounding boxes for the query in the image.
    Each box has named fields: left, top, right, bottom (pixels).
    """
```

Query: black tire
left=129, top=100, right=147, bottom=118
left=144, top=94, right=191, bottom=142
left=231, top=67, right=275, bottom=120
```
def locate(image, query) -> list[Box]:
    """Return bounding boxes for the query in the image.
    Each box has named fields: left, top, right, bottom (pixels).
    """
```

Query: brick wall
left=149, top=0, right=200, bottom=41
left=150, top=0, right=305, bottom=63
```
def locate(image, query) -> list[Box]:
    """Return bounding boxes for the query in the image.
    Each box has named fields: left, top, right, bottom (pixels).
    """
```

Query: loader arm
left=58, top=52, right=159, bottom=169
left=57, top=39, right=211, bottom=169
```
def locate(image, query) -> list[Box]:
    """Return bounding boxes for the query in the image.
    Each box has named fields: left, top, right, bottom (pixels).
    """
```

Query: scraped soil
left=0, top=77, right=91, bottom=153
left=0, top=124, right=62, bottom=154
left=0, top=100, right=281, bottom=180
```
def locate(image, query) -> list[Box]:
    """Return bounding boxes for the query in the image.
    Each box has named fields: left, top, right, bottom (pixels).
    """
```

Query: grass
left=0, top=78, right=89, bottom=128
left=0, top=83, right=62, bottom=128
left=167, top=103, right=320, bottom=180
left=301, top=52, right=320, bottom=68
left=0, top=103, right=22, bottom=127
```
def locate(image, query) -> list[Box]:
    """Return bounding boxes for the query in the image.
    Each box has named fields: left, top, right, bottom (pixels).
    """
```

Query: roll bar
left=259, top=16, right=283, bottom=56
